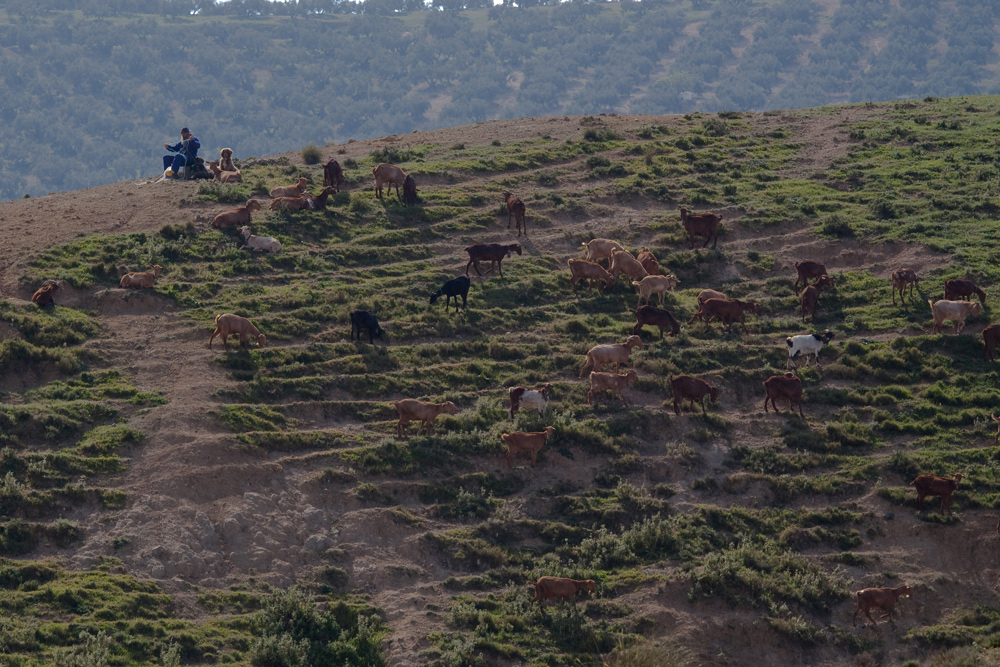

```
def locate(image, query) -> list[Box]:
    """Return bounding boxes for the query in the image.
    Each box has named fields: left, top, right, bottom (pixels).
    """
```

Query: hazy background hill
left=3, top=0, right=999, bottom=200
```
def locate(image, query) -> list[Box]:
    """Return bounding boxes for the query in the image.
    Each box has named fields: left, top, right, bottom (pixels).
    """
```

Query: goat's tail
left=631, top=281, right=642, bottom=288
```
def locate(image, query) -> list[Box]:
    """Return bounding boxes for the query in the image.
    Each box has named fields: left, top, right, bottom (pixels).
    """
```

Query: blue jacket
left=167, top=136, right=200, bottom=162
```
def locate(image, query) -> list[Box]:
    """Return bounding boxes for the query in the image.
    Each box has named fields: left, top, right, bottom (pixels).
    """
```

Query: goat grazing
left=891, top=268, right=920, bottom=305
left=670, top=375, right=719, bottom=415
left=633, top=274, right=680, bottom=308
left=787, top=330, right=835, bottom=369
left=853, top=585, right=912, bottom=627
left=208, top=313, right=266, bottom=350
left=688, top=289, right=727, bottom=324
left=465, top=243, right=522, bottom=277
left=350, top=310, right=384, bottom=344
left=211, top=199, right=263, bottom=229
left=633, top=306, right=680, bottom=339
left=568, top=259, right=614, bottom=291
left=581, top=238, right=624, bottom=267
left=579, top=336, right=643, bottom=378
left=392, top=399, right=459, bottom=438
left=763, top=373, right=804, bottom=417
left=794, top=261, right=828, bottom=290
left=503, top=191, right=527, bottom=237
left=588, top=369, right=638, bottom=407
left=928, top=299, right=983, bottom=334
left=269, top=177, right=309, bottom=199
left=944, top=278, right=987, bottom=305
left=430, top=276, right=471, bottom=313
left=402, top=174, right=418, bottom=206
left=983, top=324, right=1000, bottom=361
left=501, top=426, right=555, bottom=467
left=323, top=159, right=344, bottom=192
left=609, top=249, right=648, bottom=284
left=528, top=577, right=596, bottom=605
left=508, top=384, right=552, bottom=419
left=700, top=298, right=762, bottom=334
left=238, top=226, right=281, bottom=253
left=636, top=248, right=660, bottom=275
left=678, top=207, right=720, bottom=248
left=800, top=275, right=835, bottom=322
left=373, top=163, right=407, bottom=200
left=120, top=265, right=164, bottom=289
left=31, top=282, right=60, bottom=307
left=910, top=473, right=963, bottom=514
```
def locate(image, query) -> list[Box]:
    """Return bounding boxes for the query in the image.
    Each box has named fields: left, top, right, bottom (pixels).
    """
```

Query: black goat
left=430, top=276, right=471, bottom=313
left=350, top=310, right=385, bottom=344
left=402, top=174, right=418, bottom=206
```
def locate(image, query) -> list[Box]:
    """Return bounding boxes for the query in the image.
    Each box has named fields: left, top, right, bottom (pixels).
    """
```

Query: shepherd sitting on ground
left=162, top=127, right=200, bottom=179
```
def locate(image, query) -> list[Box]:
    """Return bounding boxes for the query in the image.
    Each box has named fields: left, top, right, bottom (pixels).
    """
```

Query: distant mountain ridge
left=2, top=0, right=998, bottom=199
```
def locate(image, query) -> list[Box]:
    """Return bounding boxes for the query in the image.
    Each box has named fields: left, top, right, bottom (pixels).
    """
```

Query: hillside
left=3, top=98, right=1000, bottom=666
left=3, top=0, right=1000, bottom=200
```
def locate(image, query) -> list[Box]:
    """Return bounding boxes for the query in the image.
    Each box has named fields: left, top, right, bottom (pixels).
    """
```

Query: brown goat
left=800, top=275, right=835, bottom=322
left=211, top=199, right=263, bottom=229
left=762, top=372, right=803, bottom=417
left=269, top=195, right=309, bottom=211
left=208, top=313, right=266, bottom=351
left=944, top=278, right=987, bottom=305
left=891, top=268, right=920, bottom=305
left=588, top=369, right=638, bottom=407
left=529, top=577, right=596, bottom=605
left=392, top=399, right=459, bottom=438
left=636, top=248, right=660, bottom=275
left=503, top=192, right=527, bottom=237
left=207, top=160, right=242, bottom=183
left=120, top=265, right=164, bottom=289
left=31, top=283, right=60, bottom=307
left=568, top=259, right=614, bottom=291
left=502, top=426, right=555, bottom=467
left=323, top=159, right=344, bottom=192
left=269, top=177, right=309, bottom=199
left=700, top=298, right=762, bottom=334
left=853, top=585, right=912, bottom=627
left=465, top=243, right=522, bottom=277
left=678, top=207, right=720, bottom=248
left=633, top=306, right=680, bottom=339
left=910, top=473, right=963, bottom=514
left=688, top=289, right=727, bottom=324
left=794, top=261, right=828, bottom=290
left=373, top=163, right=407, bottom=200
left=670, top=375, right=719, bottom=415
left=609, top=249, right=648, bottom=283
left=983, top=324, right=1000, bottom=361
left=306, top=186, right=337, bottom=210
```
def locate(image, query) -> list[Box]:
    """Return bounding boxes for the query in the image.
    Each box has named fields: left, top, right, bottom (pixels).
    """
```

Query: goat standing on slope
left=430, top=276, right=471, bottom=313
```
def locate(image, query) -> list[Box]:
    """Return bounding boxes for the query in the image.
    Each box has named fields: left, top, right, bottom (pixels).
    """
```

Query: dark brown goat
left=670, top=375, right=719, bottom=415
left=31, top=283, right=60, bottom=307
left=983, top=324, right=1000, bottom=361
left=464, top=243, right=522, bottom=277
left=853, top=585, right=912, bottom=627
left=402, top=174, right=418, bottom=206
left=944, top=279, right=987, bottom=305
left=306, top=186, right=337, bottom=210
left=504, top=192, right=527, bottom=237
left=632, top=306, right=680, bottom=339
left=701, top=298, right=762, bottom=334
left=794, top=261, right=828, bottom=290
left=800, top=275, right=835, bottom=322
left=636, top=248, right=660, bottom=275
left=323, top=159, right=344, bottom=192
left=678, top=207, right=720, bottom=248
left=910, top=473, right=963, bottom=514
left=762, top=372, right=803, bottom=417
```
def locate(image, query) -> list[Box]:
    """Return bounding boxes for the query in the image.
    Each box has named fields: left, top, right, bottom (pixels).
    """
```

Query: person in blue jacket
left=162, top=127, right=200, bottom=179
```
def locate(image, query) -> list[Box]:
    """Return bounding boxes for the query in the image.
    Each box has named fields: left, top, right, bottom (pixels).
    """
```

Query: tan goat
left=853, top=585, right=912, bottom=627
left=211, top=199, right=263, bottom=229
left=208, top=313, right=266, bottom=351
left=528, top=576, right=596, bottom=605
left=632, top=274, right=680, bottom=308
left=568, top=259, right=614, bottom=291
left=579, top=335, right=643, bottom=378
left=581, top=238, right=623, bottom=267
left=891, top=268, right=920, bottom=305
left=609, top=249, right=648, bottom=283
left=588, top=369, right=638, bottom=407
left=269, top=177, right=309, bottom=199
left=928, top=299, right=982, bottom=334
left=373, top=163, right=407, bottom=200
left=120, top=265, right=163, bottom=289
left=392, top=399, right=458, bottom=438
left=501, top=426, right=555, bottom=467
left=207, top=160, right=242, bottom=183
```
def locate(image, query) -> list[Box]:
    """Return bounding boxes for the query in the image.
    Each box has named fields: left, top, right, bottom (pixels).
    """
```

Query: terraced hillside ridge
left=4, top=99, right=1000, bottom=665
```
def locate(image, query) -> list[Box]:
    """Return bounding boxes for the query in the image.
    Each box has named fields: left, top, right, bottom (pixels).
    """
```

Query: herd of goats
left=25, top=152, right=1000, bottom=626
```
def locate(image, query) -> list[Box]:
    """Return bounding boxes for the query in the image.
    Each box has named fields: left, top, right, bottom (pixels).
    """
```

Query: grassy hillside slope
left=2, top=98, right=1000, bottom=665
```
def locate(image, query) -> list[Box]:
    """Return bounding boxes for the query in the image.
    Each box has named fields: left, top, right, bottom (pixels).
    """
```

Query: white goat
left=786, top=330, right=835, bottom=369
left=238, top=226, right=281, bottom=253
left=928, top=299, right=982, bottom=334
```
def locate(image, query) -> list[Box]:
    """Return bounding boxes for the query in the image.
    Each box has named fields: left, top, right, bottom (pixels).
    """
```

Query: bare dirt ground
left=1, top=109, right=992, bottom=666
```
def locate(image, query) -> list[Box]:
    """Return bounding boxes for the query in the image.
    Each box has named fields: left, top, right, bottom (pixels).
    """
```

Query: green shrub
left=302, top=143, right=323, bottom=165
